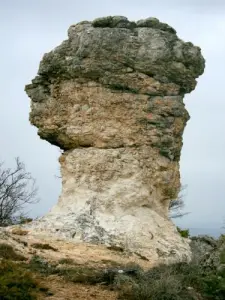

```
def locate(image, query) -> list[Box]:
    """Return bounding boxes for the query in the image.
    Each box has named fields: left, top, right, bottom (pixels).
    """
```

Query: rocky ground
left=0, top=225, right=153, bottom=299
left=1, top=225, right=225, bottom=300
left=0, top=226, right=155, bottom=269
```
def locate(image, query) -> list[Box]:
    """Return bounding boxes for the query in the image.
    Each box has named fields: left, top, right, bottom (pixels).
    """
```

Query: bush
left=0, top=260, right=46, bottom=300
left=118, top=263, right=191, bottom=300
left=121, top=277, right=183, bottom=300
left=0, top=243, right=26, bottom=261
left=58, top=258, right=75, bottom=265
left=118, top=261, right=225, bottom=300
left=18, top=217, right=33, bottom=224
left=28, top=255, right=57, bottom=276
left=58, top=266, right=107, bottom=285
left=31, top=243, right=58, bottom=251
left=177, top=227, right=190, bottom=238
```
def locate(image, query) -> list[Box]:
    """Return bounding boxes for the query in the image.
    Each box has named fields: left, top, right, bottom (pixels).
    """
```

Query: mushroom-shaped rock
left=25, top=16, right=205, bottom=264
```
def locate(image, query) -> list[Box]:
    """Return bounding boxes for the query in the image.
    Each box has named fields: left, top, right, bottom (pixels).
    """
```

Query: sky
left=0, top=0, right=225, bottom=230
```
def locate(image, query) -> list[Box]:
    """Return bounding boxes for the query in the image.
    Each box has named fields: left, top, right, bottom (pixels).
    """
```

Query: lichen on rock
left=25, top=16, right=205, bottom=263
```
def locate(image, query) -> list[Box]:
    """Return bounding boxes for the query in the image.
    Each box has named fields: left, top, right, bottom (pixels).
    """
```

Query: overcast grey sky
left=0, top=0, right=225, bottom=230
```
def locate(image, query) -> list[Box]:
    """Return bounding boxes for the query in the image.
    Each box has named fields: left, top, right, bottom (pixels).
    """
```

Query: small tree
left=0, top=158, right=38, bottom=226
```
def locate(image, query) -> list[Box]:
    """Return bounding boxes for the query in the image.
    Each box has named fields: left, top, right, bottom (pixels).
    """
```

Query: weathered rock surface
left=25, top=16, right=205, bottom=263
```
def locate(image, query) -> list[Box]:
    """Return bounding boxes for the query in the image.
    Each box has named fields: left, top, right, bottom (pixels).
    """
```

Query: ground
left=0, top=226, right=153, bottom=300
left=38, top=276, right=117, bottom=300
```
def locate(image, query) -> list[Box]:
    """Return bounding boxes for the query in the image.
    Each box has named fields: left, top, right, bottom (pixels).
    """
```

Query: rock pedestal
left=25, top=16, right=205, bottom=263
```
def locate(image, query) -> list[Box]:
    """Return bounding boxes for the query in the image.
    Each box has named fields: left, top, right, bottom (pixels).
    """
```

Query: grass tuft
left=31, top=243, right=58, bottom=251
left=0, top=260, right=48, bottom=300
left=0, top=243, right=26, bottom=261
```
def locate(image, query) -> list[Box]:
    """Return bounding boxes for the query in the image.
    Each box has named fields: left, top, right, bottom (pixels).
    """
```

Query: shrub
left=200, top=274, right=225, bottom=299
left=119, top=276, right=183, bottom=300
left=58, top=258, right=75, bottom=265
left=113, top=273, right=135, bottom=290
left=28, top=255, right=57, bottom=276
left=0, top=243, right=26, bottom=261
left=31, top=243, right=58, bottom=251
left=57, top=263, right=142, bottom=286
left=18, top=217, right=33, bottom=224
left=58, top=266, right=107, bottom=285
left=0, top=260, right=47, bottom=300
left=118, top=261, right=225, bottom=300
left=177, top=227, right=190, bottom=238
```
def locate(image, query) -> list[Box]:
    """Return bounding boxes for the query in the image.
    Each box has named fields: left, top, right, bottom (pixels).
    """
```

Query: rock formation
left=25, top=16, right=205, bottom=263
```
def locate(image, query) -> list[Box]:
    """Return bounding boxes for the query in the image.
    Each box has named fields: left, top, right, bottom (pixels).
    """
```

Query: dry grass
left=2, top=232, right=225, bottom=300
left=31, top=243, right=58, bottom=252
left=0, top=243, right=26, bottom=261
left=58, top=258, right=75, bottom=265
left=11, top=228, right=29, bottom=236
left=38, top=276, right=117, bottom=300
left=0, top=259, right=48, bottom=300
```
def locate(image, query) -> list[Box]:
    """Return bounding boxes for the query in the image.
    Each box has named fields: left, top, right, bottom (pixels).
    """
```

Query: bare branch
left=169, top=185, right=190, bottom=219
left=0, top=158, right=39, bottom=226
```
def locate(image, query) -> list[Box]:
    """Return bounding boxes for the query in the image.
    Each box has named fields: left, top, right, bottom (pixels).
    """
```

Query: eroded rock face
left=25, top=16, right=205, bottom=263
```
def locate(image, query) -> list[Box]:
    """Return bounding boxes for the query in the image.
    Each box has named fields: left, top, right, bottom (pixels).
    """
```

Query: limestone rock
left=25, top=16, right=205, bottom=263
